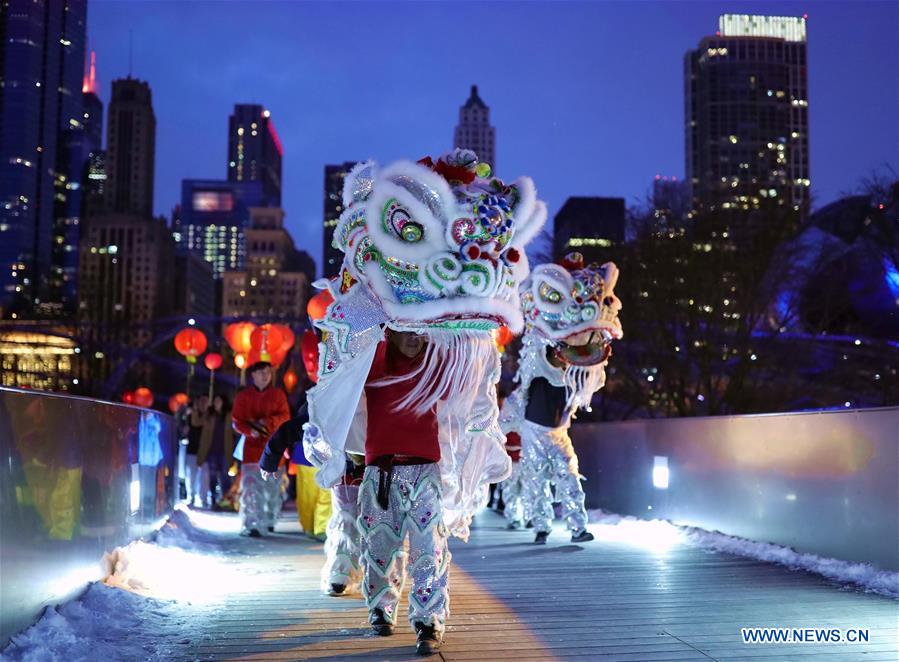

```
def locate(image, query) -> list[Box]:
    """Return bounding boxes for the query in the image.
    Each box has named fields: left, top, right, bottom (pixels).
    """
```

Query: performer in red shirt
left=358, top=330, right=448, bottom=654
left=231, top=361, right=290, bottom=536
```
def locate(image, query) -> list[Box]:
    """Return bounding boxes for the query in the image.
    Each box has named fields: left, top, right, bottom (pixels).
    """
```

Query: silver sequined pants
left=358, top=463, right=450, bottom=634
left=520, top=424, right=588, bottom=534
left=499, top=462, right=526, bottom=527
left=321, top=483, right=362, bottom=593
left=239, top=463, right=280, bottom=534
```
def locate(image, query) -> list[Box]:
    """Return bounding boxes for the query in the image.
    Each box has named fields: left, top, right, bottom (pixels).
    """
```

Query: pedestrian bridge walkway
left=180, top=508, right=897, bottom=661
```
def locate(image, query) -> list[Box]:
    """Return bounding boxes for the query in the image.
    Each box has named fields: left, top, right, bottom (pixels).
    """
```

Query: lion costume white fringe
left=499, top=254, right=623, bottom=535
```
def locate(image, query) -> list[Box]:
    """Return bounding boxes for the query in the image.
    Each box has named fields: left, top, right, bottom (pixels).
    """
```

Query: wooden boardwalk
left=188, top=509, right=898, bottom=661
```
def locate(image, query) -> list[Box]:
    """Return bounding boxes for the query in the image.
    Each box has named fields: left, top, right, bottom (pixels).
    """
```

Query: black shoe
left=525, top=521, right=534, bottom=528
left=414, top=622, right=442, bottom=655
left=329, top=583, right=346, bottom=596
left=369, top=608, right=393, bottom=636
left=267, top=526, right=275, bottom=533
left=571, top=529, right=594, bottom=543
left=248, top=529, right=262, bottom=538
left=534, top=531, right=549, bottom=544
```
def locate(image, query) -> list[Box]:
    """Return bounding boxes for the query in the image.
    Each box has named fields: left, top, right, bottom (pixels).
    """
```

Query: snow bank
left=1, top=506, right=254, bottom=661
left=588, top=509, right=899, bottom=599
left=0, top=583, right=188, bottom=662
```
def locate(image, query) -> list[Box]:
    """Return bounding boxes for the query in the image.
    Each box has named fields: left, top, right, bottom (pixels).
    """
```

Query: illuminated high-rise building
left=227, top=104, right=282, bottom=206
left=685, top=14, right=810, bottom=214
left=453, top=85, right=496, bottom=170
left=322, top=161, right=357, bottom=279
left=177, top=179, right=268, bottom=278
left=553, top=197, right=626, bottom=263
left=221, top=207, right=309, bottom=321
left=0, top=0, right=87, bottom=317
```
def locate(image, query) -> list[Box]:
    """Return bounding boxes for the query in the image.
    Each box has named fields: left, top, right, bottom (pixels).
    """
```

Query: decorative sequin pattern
left=518, top=424, right=588, bottom=534
left=357, top=464, right=450, bottom=634
left=321, top=483, right=363, bottom=593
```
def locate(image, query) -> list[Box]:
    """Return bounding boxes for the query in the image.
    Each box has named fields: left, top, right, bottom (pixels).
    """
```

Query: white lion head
left=332, top=149, right=546, bottom=334
left=521, top=252, right=623, bottom=368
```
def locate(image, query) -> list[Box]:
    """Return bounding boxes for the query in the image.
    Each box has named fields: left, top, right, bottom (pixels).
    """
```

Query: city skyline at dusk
left=87, top=1, right=898, bottom=268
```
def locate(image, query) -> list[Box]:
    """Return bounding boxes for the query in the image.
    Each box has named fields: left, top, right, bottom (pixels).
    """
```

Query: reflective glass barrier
left=0, top=387, right=178, bottom=642
left=572, top=407, right=899, bottom=570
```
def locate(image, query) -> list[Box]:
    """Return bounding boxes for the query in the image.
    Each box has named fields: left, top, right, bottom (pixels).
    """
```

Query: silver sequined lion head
left=521, top=252, right=623, bottom=367
left=332, top=150, right=546, bottom=333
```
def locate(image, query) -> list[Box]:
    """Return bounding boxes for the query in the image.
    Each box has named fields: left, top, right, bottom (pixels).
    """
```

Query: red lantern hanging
left=224, top=321, right=256, bottom=355
left=250, top=324, right=286, bottom=366
left=174, top=328, right=208, bottom=362
left=300, top=329, right=320, bottom=383
left=133, top=387, right=154, bottom=408
left=122, top=390, right=135, bottom=404
left=283, top=368, right=298, bottom=393
left=273, top=324, right=296, bottom=354
left=204, top=352, right=224, bottom=399
left=168, top=392, right=189, bottom=413
left=204, top=352, right=223, bottom=371
left=307, top=290, right=334, bottom=321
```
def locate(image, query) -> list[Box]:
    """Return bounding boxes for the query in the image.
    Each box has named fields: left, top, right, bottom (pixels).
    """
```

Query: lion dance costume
left=500, top=253, right=622, bottom=542
left=302, top=149, right=545, bottom=646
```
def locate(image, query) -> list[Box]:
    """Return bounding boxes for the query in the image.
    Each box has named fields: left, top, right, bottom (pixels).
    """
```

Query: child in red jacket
left=232, top=361, right=290, bottom=536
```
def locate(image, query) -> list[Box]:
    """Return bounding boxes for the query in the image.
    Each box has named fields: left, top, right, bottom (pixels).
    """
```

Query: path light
left=653, top=456, right=669, bottom=489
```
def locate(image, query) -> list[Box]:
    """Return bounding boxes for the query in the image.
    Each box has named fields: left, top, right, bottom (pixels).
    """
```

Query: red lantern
left=168, top=392, right=189, bottom=413
left=122, top=390, right=135, bottom=404
left=307, top=290, right=334, bottom=321
left=283, top=368, right=298, bottom=393
left=250, top=324, right=286, bottom=366
left=224, top=321, right=256, bottom=355
left=174, top=328, right=207, bottom=362
left=273, top=324, right=296, bottom=354
left=495, top=326, right=514, bottom=347
left=204, top=352, right=223, bottom=371
left=133, top=387, right=154, bottom=408
left=300, top=329, right=320, bottom=383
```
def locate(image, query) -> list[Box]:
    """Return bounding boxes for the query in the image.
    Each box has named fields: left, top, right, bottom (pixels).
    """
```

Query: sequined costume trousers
left=264, top=466, right=285, bottom=527
left=321, top=483, right=362, bottom=593
left=519, top=422, right=588, bottom=534
left=239, top=463, right=278, bottom=534
left=358, top=463, right=450, bottom=634
left=499, top=462, right=526, bottom=527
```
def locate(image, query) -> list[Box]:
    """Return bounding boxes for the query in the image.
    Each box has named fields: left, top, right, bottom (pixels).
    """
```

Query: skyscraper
left=0, top=0, right=87, bottom=317
left=50, top=50, right=104, bottom=313
left=221, top=207, right=309, bottom=321
left=322, top=161, right=357, bottom=279
left=177, top=179, right=268, bottom=278
left=81, top=52, right=106, bottom=220
left=104, top=78, right=156, bottom=218
left=553, top=197, right=626, bottom=264
left=453, top=85, right=496, bottom=169
left=685, top=14, right=810, bottom=214
left=227, top=104, right=282, bottom=206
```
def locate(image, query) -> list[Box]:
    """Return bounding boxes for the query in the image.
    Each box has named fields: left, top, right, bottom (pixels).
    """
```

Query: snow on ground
left=0, top=505, right=261, bottom=662
left=588, top=508, right=899, bottom=599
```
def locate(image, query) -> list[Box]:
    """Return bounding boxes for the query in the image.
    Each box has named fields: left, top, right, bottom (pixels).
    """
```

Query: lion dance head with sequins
left=317, top=149, right=546, bottom=416
left=516, top=252, right=623, bottom=410
left=330, top=149, right=545, bottom=334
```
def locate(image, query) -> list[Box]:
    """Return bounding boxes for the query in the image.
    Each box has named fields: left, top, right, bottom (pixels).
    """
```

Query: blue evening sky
left=87, top=1, right=898, bottom=269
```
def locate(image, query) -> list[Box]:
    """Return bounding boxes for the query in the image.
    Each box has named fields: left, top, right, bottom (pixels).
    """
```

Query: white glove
left=260, top=468, right=274, bottom=482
